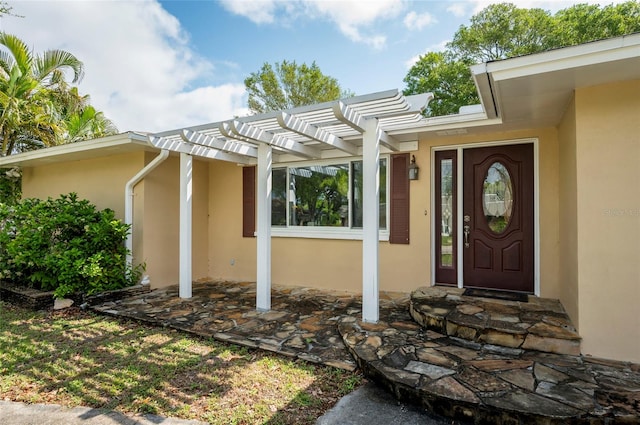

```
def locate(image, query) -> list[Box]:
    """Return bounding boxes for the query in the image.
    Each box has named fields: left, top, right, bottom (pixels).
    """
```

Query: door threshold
left=462, top=288, right=529, bottom=303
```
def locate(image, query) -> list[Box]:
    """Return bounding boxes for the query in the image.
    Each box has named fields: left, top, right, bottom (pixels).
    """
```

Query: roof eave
left=0, top=132, right=155, bottom=168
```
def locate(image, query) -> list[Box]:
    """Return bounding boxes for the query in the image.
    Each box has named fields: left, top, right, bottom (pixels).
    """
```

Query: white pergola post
left=256, top=143, right=272, bottom=311
left=179, top=153, right=193, bottom=299
left=362, top=119, right=380, bottom=323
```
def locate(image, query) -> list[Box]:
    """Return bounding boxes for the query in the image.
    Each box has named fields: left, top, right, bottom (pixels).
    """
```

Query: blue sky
left=0, top=0, right=621, bottom=132
left=158, top=0, right=459, bottom=95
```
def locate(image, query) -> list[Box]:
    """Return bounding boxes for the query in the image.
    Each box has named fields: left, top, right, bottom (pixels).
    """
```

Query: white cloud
left=219, top=0, right=406, bottom=49
left=403, top=11, right=436, bottom=30
left=446, top=3, right=467, bottom=18
left=1, top=1, right=248, bottom=133
left=310, top=0, right=405, bottom=49
left=218, top=0, right=278, bottom=24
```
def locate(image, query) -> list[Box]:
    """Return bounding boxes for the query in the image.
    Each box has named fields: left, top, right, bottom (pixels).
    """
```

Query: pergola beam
left=181, top=129, right=257, bottom=158
left=150, top=136, right=254, bottom=165
left=333, top=101, right=364, bottom=132
left=333, top=102, right=400, bottom=152
left=277, top=112, right=358, bottom=156
left=378, top=131, right=400, bottom=152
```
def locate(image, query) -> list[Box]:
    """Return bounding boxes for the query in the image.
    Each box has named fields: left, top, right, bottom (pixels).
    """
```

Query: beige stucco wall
left=557, top=97, right=580, bottom=328
left=21, top=152, right=144, bottom=219
left=208, top=161, right=257, bottom=281
left=141, top=153, right=210, bottom=288
left=206, top=128, right=562, bottom=297
left=573, top=80, right=640, bottom=362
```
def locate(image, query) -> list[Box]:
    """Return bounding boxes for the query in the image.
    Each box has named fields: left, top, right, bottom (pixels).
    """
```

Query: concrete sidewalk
left=0, top=384, right=462, bottom=425
left=0, top=401, right=207, bottom=425
left=316, top=382, right=467, bottom=425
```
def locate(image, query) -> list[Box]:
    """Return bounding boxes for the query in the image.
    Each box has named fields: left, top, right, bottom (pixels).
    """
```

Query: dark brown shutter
left=390, top=153, right=410, bottom=244
left=242, top=166, right=256, bottom=238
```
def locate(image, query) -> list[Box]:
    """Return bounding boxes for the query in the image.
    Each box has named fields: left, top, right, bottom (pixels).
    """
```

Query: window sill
left=270, top=227, right=390, bottom=241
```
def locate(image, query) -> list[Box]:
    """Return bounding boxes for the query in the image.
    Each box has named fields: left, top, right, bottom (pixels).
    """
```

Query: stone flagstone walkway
left=92, top=281, right=410, bottom=371
left=91, top=281, right=640, bottom=424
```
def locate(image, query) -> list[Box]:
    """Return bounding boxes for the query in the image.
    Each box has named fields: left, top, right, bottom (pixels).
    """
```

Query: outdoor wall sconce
left=408, top=155, right=419, bottom=181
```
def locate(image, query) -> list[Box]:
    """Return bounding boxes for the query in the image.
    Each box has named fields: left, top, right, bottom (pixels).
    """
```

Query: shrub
left=0, top=193, right=143, bottom=298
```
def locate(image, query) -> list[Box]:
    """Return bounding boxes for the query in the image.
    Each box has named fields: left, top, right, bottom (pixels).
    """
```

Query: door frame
left=430, top=138, right=540, bottom=295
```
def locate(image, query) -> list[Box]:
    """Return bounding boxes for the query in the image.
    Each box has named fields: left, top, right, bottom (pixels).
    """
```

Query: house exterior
left=1, top=35, right=638, bottom=363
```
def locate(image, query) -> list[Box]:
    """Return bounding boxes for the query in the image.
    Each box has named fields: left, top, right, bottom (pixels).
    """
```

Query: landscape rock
left=53, top=298, right=74, bottom=310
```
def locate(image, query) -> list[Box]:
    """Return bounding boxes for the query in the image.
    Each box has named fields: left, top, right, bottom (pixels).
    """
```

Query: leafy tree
left=0, top=1, right=13, bottom=17
left=403, top=52, right=479, bottom=117
left=449, top=3, right=555, bottom=62
left=552, top=2, right=640, bottom=46
left=404, top=1, right=640, bottom=116
left=244, top=60, right=352, bottom=114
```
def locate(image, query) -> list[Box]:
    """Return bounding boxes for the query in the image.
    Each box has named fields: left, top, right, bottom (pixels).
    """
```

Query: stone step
left=338, top=315, right=640, bottom=424
left=409, top=286, right=581, bottom=356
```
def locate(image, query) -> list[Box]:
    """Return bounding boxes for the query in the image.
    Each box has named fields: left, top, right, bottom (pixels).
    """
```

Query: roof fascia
left=470, top=64, right=498, bottom=120
left=481, top=33, right=640, bottom=82
left=0, top=132, right=154, bottom=168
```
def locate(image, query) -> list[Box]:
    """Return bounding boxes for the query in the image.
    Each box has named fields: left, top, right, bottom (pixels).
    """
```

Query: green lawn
left=0, top=302, right=362, bottom=424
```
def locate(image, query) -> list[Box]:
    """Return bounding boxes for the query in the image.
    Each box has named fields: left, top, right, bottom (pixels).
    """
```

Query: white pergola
left=148, top=90, right=432, bottom=323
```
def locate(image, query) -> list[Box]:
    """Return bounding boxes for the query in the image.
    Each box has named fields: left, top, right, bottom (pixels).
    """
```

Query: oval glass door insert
left=483, top=162, right=513, bottom=233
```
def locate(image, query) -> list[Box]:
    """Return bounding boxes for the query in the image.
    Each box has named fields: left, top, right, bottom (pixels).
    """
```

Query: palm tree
left=0, top=32, right=84, bottom=156
left=65, top=104, right=117, bottom=143
left=48, top=83, right=117, bottom=143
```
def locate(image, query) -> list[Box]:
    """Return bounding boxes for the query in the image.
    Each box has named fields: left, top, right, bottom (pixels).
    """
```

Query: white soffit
left=150, top=90, right=433, bottom=164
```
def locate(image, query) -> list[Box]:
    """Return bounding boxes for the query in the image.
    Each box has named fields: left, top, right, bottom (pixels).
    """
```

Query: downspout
left=125, top=149, right=170, bottom=270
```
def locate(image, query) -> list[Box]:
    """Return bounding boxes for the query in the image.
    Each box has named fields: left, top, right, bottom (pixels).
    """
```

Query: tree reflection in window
left=271, top=168, right=287, bottom=226
left=483, top=162, right=513, bottom=233
left=271, top=159, right=387, bottom=229
left=352, top=159, right=387, bottom=229
left=289, top=164, right=349, bottom=227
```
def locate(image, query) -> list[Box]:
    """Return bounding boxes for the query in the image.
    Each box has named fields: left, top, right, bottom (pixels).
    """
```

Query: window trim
left=271, top=156, right=390, bottom=240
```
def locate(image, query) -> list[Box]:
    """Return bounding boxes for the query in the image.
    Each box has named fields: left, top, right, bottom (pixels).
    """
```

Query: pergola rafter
left=149, top=135, right=253, bottom=165
left=229, top=120, right=321, bottom=159
left=277, top=112, right=359, bottom=156
left=181, top=129, right=257, bottom=158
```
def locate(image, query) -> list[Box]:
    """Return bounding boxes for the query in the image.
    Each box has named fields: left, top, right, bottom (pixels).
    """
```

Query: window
left=272, top=158, right=388, bottom=230
left=435, top=150, right=457, bottom=284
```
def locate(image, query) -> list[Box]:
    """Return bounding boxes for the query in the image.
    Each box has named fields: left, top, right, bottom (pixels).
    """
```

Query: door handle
left=464, top=225, right=470, bottom=248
